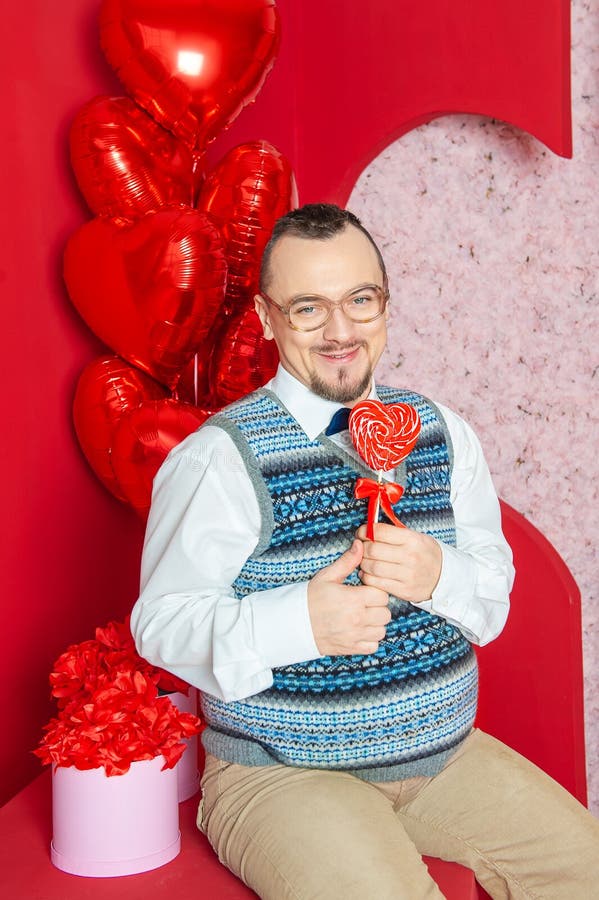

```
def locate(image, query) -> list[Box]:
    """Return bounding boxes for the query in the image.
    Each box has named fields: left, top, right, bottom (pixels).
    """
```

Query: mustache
left=312, top=342, right=365, bottom=354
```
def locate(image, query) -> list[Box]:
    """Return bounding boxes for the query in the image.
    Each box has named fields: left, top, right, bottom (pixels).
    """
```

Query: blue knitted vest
left=200, top=386, right=478, bottom=781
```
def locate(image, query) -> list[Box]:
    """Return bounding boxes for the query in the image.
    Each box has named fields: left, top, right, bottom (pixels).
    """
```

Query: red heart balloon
left=210, top=303, right=279, bottom=405
left=99, top=0, right=281, bottom=151
left=64, top=207, right=228, bottom=389
left=111, top=398, right=211, bottom=516
left=174, top=316, right=225, bottom=407
left=70, top=95, right=194, bottom=220
left=73, top=355, right=167, bottom=501
left=349, top=401, right=421, bottom=471
left=198, top=141, right=297, bottom=312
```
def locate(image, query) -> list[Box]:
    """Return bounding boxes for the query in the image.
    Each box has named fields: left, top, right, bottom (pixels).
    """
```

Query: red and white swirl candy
left=349, top=400, right=421, bottom=471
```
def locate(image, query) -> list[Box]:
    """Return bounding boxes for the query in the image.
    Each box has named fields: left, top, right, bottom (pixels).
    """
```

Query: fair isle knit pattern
left=201, top=387, right=478, bottom=781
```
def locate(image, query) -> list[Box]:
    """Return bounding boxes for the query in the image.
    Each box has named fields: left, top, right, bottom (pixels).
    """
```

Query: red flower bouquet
left=94, top=615, right=190, bottom=695
left=35, top=617, right=201, bottom=776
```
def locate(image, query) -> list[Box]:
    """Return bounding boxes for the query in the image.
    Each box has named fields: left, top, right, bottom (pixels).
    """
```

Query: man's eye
left=351, top=294, right=374, bottom=306
left=295, top=304, right=320, bottom=316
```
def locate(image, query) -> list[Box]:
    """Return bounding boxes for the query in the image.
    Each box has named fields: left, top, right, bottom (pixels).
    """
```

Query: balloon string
left=191, top=151, right=205, bottom=207
left=191, top=153, right=199, bottom=207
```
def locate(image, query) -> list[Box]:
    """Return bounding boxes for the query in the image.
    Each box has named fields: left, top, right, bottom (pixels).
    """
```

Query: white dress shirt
left=131, top=366, right=514, bottom=702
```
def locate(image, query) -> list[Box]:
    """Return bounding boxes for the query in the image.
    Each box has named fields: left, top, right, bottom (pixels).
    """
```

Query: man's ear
left=254, top=294, right=274, bottom=340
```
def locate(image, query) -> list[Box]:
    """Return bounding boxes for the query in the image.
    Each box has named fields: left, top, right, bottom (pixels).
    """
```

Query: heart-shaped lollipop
left=349, top=400, right=421, bottom=538
left=349, top=400, right=421, bottom=472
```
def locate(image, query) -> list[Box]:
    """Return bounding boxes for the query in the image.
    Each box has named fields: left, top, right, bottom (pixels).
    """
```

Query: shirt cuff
left=430, top=542, right=478, bottom=630
left=249, top=581, right=322, bottom=669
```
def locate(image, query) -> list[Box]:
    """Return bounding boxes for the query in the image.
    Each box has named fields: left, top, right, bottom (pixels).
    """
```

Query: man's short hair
left=259, top=203, right=387, bottom=293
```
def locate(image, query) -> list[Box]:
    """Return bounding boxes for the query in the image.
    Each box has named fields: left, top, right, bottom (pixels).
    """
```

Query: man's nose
left=321, top=304, right=356, bottom=342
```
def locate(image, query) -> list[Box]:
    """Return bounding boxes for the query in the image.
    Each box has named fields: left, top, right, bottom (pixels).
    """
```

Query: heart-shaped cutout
left=70, top=95, right=194, bottom=220
left=349, top=400, right=421, bottom=471
left=64, top=207, right=227, bottom=389
left=99, top=0, right=281, bottom=150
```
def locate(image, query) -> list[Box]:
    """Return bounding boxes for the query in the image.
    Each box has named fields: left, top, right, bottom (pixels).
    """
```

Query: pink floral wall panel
left=350, top=0, right=599, bottom=812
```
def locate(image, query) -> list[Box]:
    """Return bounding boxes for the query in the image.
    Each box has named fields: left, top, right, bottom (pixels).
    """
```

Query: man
left=132, top=204, right=599, bottom=898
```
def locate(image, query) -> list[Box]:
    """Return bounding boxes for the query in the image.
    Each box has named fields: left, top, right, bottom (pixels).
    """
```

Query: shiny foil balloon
left=198, top=141, right=297, bottom=311
left=210, top=303, right=279, bottom=405
left=69, top=95, right=194, bottom=220
left=64, top=207, right=228, bottom=389
left=111, top=399, right=211, bottom=516
left=73, top=355, right=167, bottom=501
left=174, top=318, right=224, bottom=407
left=99, top=0, right=281, bottom=151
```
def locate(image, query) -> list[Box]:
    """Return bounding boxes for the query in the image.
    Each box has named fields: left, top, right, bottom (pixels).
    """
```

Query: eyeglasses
left=260, top=283, right=389, bottom=332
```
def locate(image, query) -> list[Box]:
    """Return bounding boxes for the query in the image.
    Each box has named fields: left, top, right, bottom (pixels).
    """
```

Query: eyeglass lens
left=288, top=286, right=385, bottom=330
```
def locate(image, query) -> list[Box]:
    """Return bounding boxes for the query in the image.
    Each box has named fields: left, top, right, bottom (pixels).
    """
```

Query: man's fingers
left=361, top=544, right=396, bottom=565
left=361, top=572, right=428, bottom=605
left=360, top=557, right=401, bottom=578
left=360, top=570, right=406, bottom=597
left=357, top=522, right=408, bottom=544
left=366, top=606, right=392, bottom=627
left=361, top=586, right=391, bottom=606
left=353, top=640, right=381, bottom=655
left=313, top=539, right=363, bottom=584
left=363, top=624, right=388, bottom=641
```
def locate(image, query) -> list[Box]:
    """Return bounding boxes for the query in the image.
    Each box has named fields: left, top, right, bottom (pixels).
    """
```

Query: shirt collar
left=263, top=365, right=379, bottom=441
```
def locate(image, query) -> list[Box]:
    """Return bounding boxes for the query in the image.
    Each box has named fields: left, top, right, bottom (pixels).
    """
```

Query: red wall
left=1, top=2, right=145, bottom=805
left=1, top=0, right=570, bottom=805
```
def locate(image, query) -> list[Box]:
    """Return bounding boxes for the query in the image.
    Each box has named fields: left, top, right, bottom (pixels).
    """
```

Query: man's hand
left=356, top=523, right=442, bottom=604
left=308, top=540, right=391, bottom=656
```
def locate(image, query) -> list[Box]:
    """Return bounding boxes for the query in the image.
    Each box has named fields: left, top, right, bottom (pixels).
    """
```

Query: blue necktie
left=325, top=407, right=351, bottom=436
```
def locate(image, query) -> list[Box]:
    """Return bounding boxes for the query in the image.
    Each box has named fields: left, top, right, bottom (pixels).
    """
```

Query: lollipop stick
left=372, top=471, right=383, bottom=532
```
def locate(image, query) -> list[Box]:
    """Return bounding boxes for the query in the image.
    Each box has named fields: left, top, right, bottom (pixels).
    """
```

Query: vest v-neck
left=258, top=387, right=405, bottom=486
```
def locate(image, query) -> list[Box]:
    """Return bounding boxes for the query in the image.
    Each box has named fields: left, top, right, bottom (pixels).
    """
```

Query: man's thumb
left=313, top=540, right=363, bottom=584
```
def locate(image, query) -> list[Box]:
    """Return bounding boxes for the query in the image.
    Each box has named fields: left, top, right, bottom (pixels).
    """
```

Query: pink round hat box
left=168, top=687, right=200, bottom=801
left=51, top=755, right=180, bottom=877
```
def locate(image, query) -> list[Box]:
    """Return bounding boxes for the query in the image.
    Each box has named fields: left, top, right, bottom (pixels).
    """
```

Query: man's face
left=255, top=225, right=388, bottom=405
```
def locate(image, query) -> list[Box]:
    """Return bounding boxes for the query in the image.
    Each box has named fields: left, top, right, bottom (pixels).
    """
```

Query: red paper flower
left=49, top=639, right=107, bottom=705
left=36, top=617, right=201, bottom=775
left=36, top=668, right=201, bottom=776
left=96, top=615, right=189, bottom=695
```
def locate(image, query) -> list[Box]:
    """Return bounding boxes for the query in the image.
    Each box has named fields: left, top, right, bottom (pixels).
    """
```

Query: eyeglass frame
left=258, top=282, right=390, bottom=333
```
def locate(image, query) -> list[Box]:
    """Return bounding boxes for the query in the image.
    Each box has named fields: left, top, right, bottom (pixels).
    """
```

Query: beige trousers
left=197, top=729, right=599, bottom=900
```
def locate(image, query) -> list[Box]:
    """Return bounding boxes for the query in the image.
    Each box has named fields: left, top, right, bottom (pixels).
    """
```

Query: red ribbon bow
left=354, top=477, right=405, bottom=539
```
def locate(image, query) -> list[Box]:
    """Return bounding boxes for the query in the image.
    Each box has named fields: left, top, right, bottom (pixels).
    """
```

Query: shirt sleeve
left=419, top=403, right=515, bottom=645
left=130, top=426, right=321, bottom=702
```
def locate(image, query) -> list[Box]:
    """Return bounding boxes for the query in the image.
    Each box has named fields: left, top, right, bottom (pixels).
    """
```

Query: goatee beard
left=309, top=367, right=373, bottom=404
